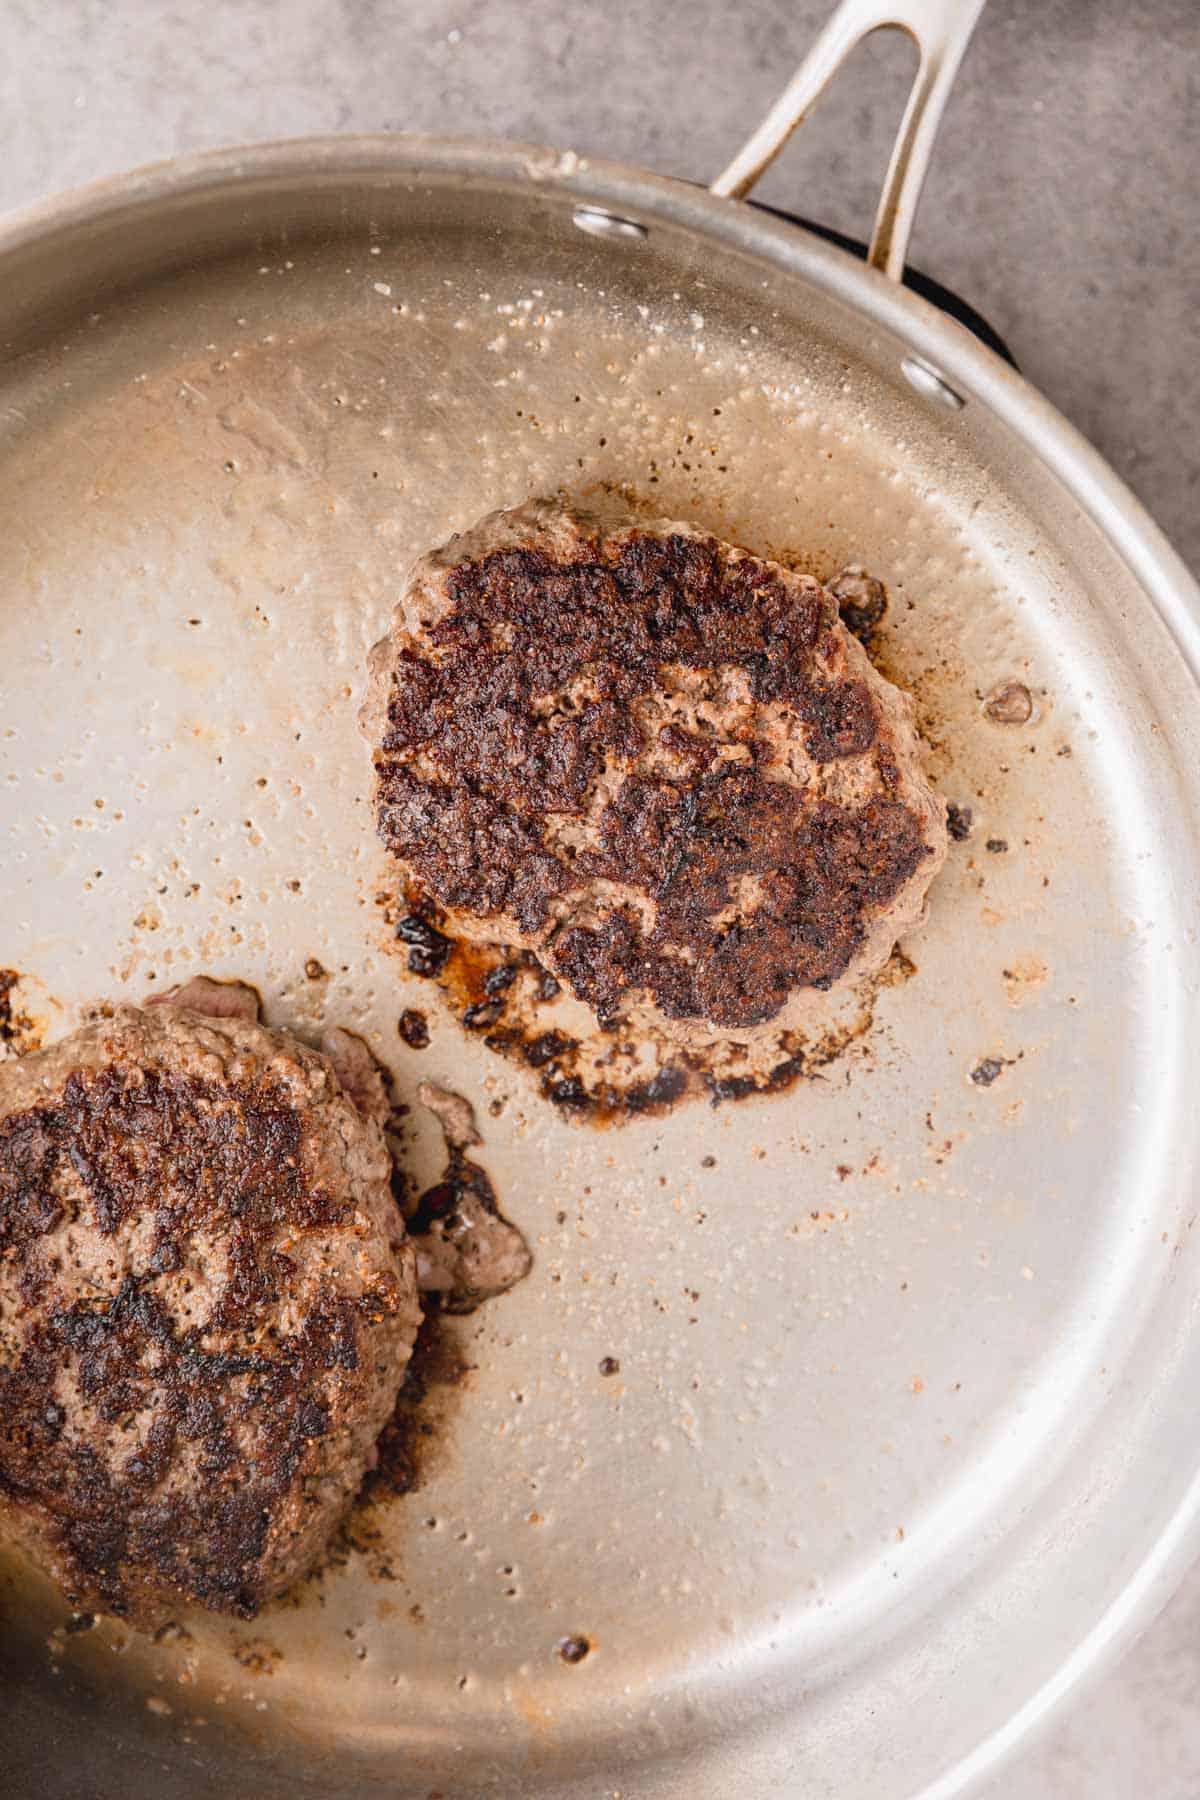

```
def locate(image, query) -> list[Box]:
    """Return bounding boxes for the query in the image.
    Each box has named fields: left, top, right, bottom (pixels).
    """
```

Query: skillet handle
left=710, top=0, right=986, bottom=282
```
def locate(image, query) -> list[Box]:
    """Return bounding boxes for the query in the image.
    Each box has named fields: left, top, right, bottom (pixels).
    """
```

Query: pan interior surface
left=1, top=152, right=1199, bottom=1799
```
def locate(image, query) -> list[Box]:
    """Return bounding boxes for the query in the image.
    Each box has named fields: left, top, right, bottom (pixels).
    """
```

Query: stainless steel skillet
left=2, top=1, right=1200, bottom=1795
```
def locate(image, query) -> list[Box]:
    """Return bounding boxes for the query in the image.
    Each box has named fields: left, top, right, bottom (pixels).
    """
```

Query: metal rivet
left=572, top=206, right=649, bottom=242
left=901, top=356, right=966, bottom=411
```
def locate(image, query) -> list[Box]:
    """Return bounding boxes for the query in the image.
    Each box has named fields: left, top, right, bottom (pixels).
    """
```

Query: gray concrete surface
left=2, top=1, right=1199, bottom=1793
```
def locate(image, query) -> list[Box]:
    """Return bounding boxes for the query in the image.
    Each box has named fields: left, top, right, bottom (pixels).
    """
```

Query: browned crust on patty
left=0, top=1007, right=420, bottom=1622
left=363, top=499, right=946, bottom=1041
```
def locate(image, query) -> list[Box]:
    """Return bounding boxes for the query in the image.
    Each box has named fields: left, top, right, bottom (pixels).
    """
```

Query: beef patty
left=0, top=982, right=421, bottom=1622
left=362, top=499, right=947, bottom=1041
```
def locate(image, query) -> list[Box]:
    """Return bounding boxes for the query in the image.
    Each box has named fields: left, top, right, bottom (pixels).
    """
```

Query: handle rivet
left=902, top=356, right=966, bottom=411
left=572, top=207, right=649, bottom=242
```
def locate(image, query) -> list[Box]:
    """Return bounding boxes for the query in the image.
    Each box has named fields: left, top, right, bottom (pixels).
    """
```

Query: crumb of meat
left=146, top=976, right=261, bottom=1023
left=398, top=1010, right=431, bottom=1049
left=403, top=1083, right=529, bottom=1310
left=829, top=565, right=888, bottom=647
left=417, top=1081, right=482, bottom=1151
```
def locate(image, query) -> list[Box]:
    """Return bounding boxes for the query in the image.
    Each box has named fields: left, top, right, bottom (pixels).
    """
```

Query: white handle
left=711, top=0, right=987, bottom=282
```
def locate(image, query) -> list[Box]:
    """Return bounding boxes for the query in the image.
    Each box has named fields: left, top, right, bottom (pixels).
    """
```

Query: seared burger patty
left=363, top=499, right=947, bottom=1040
left=0, top=983, right=420, bottom=1622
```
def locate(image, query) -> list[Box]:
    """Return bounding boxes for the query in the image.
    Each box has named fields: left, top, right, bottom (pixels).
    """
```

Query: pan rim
left=3, top=128, right=1200, bottom=1797
left=0, top=128, right=1196, bottom=628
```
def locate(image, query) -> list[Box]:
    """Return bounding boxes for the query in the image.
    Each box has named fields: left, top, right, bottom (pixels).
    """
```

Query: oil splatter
left=398, top=1008, right=430, bottom=1049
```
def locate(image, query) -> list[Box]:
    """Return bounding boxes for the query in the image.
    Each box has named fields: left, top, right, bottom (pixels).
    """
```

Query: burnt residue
left=402, top=1084, right=532, bottom=1311
left=0, top=971, right=19, bottom=1044
left=532, top=964, right=561, bottom=1003
left=556, top=1633, right=591, bottom=1664
left=397, top=1009, right=430, bottom=1050
left=545, top=1073, right=590, bottom=1113
left=970, top=1057, right=1007, bottom=1086
left=0, top=971, right=40, bottom=1057
left=152, top=1620, right=192, bottom=1647
left=945, top=804, right=973, bottom=842
left=483, top=962, right=521, bottom=998
left=629, top=1064, right=689, bottom=1109
left=395, top=914, right=454, bottom=978
left=379, top=891, right=917, bottom=1123
left=370, top=526, right=934, bottom=1032
left=829, top=566, right=889, bottom=649
left=705, top=1054, right=804, bottom=1108
left=461, top=998, right=504, bottom=1031
left=232, top=1637, right=282, bottom=1675
left=523, top=1029, right=578, bottom=1069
